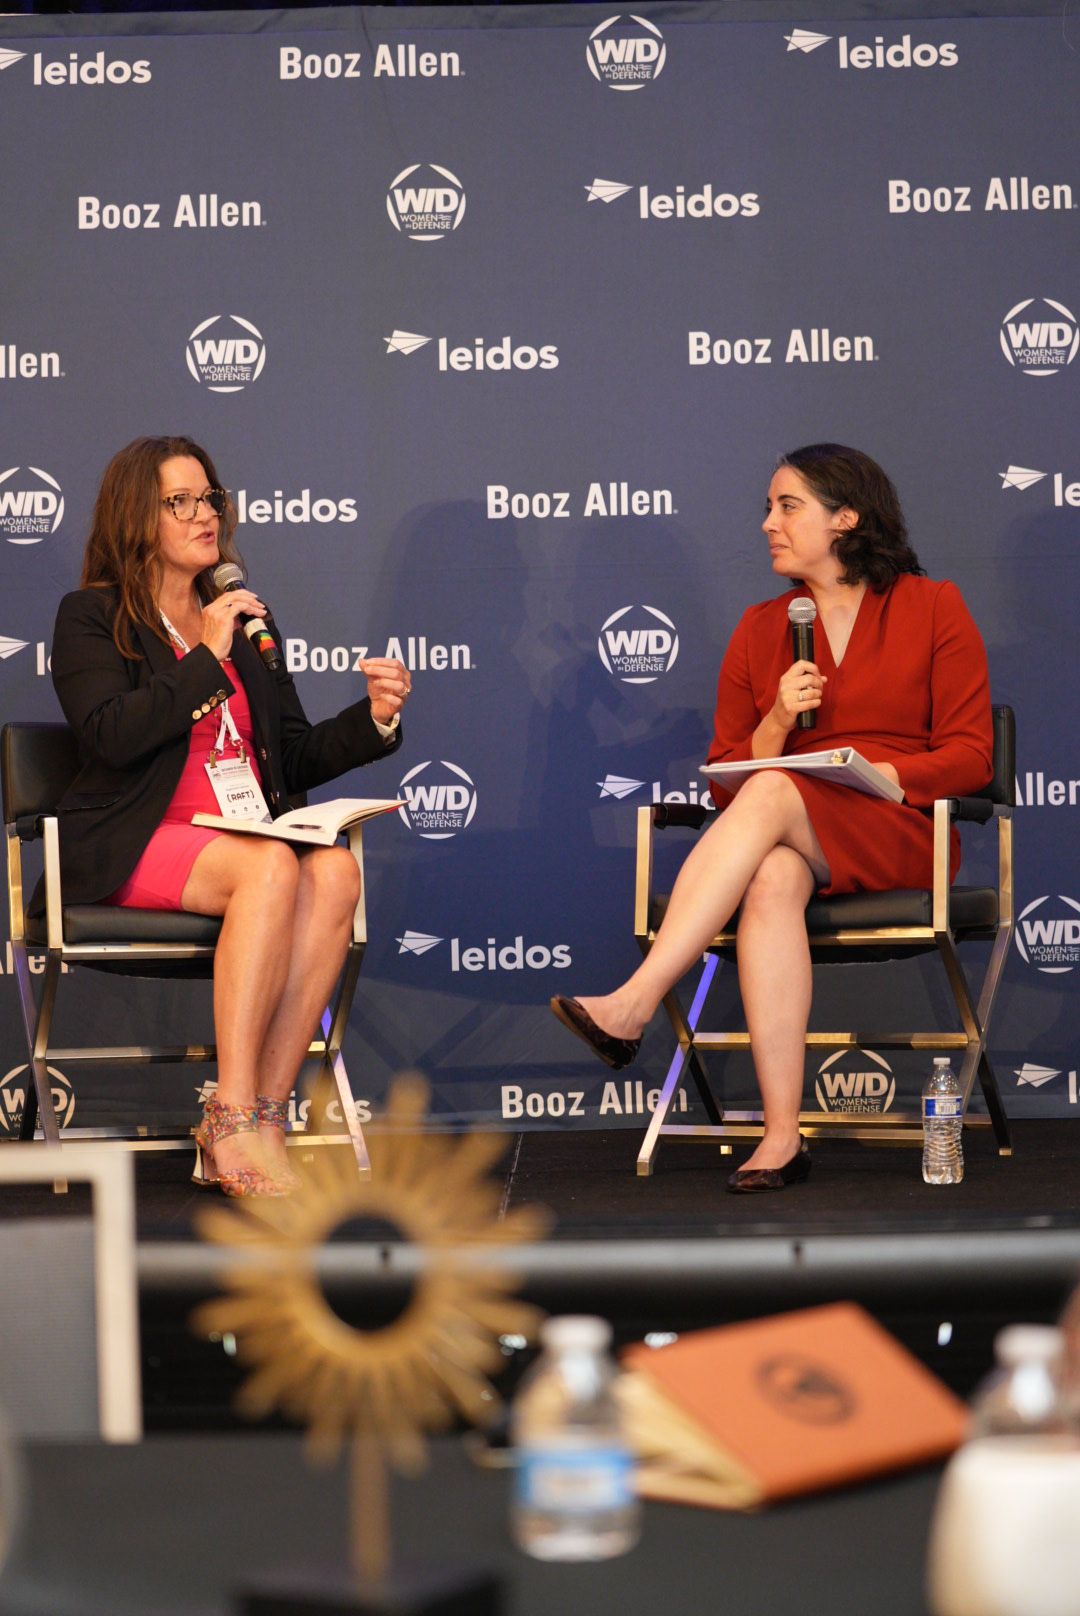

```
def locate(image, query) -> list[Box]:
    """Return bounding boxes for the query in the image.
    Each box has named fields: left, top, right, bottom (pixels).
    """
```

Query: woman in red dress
left=44, top=438, right=411, bottom=1196
left=552, top=443, right=993, bottom=1192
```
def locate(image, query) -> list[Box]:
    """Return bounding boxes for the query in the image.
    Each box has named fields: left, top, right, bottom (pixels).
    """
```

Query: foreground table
left=0, top=1434, right=939, bottom=1615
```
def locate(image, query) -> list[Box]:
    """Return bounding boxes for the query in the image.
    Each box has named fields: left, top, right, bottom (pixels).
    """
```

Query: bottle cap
left=540, top=1315, right=612, bottom=1352
left=994, top=1324, right=1063, bottom=1368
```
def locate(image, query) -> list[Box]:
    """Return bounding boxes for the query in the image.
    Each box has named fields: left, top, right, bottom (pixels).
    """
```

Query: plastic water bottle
left=922, top=1057, right=963, bottom=1184
left=927, top=1326, right=1080, bottom=1616
left=511, top=1315, right=640, bottom=1561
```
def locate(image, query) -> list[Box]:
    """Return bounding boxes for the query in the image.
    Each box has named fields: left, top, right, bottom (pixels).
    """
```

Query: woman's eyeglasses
left=161, top=489, right=228, bottom=521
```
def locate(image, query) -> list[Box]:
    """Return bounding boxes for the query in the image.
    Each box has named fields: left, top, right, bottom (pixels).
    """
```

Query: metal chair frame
left=3, top=721, right=371, bottom=1174
left=633, top=707, right=1015, bottom=1176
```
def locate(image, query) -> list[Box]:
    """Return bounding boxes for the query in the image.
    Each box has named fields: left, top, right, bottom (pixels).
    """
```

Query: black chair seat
left=649, top=885, right=999, bottom=939
left=27, top=907, right=223, bottom=947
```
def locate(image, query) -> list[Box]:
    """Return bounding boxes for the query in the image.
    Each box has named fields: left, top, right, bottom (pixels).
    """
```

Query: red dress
left=103, top=652, right=264, bottom=911
left=706, top=575, right=993, bottom=895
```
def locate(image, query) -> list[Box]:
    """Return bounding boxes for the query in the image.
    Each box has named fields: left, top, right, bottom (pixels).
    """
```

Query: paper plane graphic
left=0, top=636, right=28, bottom=661
left=0, top=49, right=26, bottom=71
left=396, top=930, right=443, bottom=956
left=585, top=179, right=633, bottom=205
left=784, top=29, right=831, bottom=52
left=598, top=775, right=645, bottom=800
left=1013, top=1063, right=1060, bottom=1088
left=384, top=330, right=431, bottom=356
left=999, top=465, right=1047, bottom=491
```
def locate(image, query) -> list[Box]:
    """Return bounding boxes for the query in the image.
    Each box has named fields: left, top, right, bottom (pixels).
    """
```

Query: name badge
left=205, top=756, right=272, bottom=823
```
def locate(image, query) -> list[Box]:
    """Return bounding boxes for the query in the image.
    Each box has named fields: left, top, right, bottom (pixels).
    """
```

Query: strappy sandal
left=256, top=1095, right=303, bottom=1191
left=193, top=1096, right=285, bottom=1198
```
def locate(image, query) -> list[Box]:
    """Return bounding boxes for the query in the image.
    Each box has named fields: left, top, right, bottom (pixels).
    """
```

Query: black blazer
left=32, top=586, right=402, bottom=911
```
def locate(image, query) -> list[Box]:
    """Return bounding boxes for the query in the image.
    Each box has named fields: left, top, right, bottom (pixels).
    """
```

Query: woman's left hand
left=361, top=657, right=411, bottom=725
left=875, top=762, right=901, bottom=789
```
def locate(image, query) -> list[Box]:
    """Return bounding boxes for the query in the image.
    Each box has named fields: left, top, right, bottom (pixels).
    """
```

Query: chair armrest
left=944, top=797, right=1013, bottom=825
left=653, top=803, right=709, bottom=831
left=14, top=813, right=44, bottom=842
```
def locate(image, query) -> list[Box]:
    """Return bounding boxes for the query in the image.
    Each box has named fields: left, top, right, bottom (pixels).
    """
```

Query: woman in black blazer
left=47, top=436, right=409, bottom=1196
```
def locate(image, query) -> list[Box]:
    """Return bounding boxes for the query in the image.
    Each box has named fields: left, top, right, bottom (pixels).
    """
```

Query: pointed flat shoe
left=549, top=996, right=641, bottom=1071
left=726, top=1139, right=811, bottom=1195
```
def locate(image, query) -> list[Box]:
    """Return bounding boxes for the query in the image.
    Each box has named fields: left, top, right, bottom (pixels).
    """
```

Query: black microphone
left=787, top=597, right=817, bottom=731
left=212, top=561, right=282, bottom=671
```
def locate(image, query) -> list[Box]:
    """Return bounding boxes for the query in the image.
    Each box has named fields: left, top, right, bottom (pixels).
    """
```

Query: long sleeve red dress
left=706, top=575, right=994, bottom=895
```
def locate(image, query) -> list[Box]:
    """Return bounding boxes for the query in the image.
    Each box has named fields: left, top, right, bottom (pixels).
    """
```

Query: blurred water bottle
left=928, top=1325, right=1080, bottom=1616
left=922, top=1057, right=963, bottom=1185
left=1059, top=1278, right=1080, bottom=1429
left=511, top=1315, right=640, bottom=1561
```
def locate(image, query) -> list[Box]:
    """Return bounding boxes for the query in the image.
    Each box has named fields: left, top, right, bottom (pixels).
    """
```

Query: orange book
left=620, top=1302, right=967, bottom=1509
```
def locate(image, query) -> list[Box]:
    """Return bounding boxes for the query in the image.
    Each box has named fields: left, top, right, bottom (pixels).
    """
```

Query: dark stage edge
left=3, top=1122, right=1078, bottom=1424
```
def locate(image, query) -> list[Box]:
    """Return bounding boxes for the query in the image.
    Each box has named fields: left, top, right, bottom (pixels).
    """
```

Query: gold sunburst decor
left=194, top=1074, right=549, bottom=1588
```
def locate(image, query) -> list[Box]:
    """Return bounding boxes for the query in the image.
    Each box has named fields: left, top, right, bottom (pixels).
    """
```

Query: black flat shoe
left=549, top=996, right=642, bottom=1071
left=726, top=1139, right=811, bottom=1195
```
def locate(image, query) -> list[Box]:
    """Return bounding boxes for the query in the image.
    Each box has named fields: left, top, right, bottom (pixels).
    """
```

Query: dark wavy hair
left=80, top=435, right=243, bottom=658
left=778, top=443, right=925, bottom=592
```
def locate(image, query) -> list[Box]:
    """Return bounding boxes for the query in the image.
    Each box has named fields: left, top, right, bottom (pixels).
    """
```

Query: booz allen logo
left=598, top=606, right=679, bottom=683
left=1015, top=895, right=1080, bottom=974
left=586, top=15, right=666, bottom=90
left=386, top=164, right=466, bottom=241
left=1000, top=299, right=1079, bottom=376
left=186, top=315, right=266, bottom=393
left=815, top=1049, right=896, bottom=1114
left=0, top=467, right=64, bottom=543
left=0, top=1064, right=75, bottom=1135
left=398, top=760, right=477, bottom=839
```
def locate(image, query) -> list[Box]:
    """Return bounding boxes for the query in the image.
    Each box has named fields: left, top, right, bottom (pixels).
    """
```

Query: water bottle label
left=517, top=1446, right=634, bottom=1512
left=924, top=1097, right=962, bottom=1119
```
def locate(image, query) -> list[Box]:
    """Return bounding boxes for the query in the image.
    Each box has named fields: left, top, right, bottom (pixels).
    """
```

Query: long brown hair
left=80, top=436, right=244, bottom=658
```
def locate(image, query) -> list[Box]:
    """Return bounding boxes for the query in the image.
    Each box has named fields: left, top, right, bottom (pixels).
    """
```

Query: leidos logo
left=1000, top=299, right=1079, bottom=376
left=788, top=27, right=957, bottom=68
left=398, top=760, right=477, bottom=839
left=599, top=605, right=679, bottom=683
left=1013, top=1063, right=1059, bottom=1089
left=1015, top=895, right=1080, bottom=974
left=8, top=49, right=151, bottom=86
left=815, top=1049, right=896, bottom=1114
left=0, top=635, right=28, bottom=661
left=0, top=1064, right=75, bottom=1135
left=387, top=164, right=465, bottom=241
left=398, top=929, right=572, bottom=973
left=385, top=329, right=558, bottom=373
left=999, top=465, right=1080, bottom=507
left=598, top=775, right=645, bottom=800
left=0, top=466, right=64, bottom=543
left=235, top=489, right=358, bottom=525
left=186, top=315, right=266, bottom=392
left=587, top=15, right=666, bottom=91
left=586, top=176, right=760, bottom=221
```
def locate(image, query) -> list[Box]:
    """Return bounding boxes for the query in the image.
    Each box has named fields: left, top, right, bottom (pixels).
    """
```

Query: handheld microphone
left=787, top=597, right=817, bottom=731
left=212, top=561, right=282, bottom=670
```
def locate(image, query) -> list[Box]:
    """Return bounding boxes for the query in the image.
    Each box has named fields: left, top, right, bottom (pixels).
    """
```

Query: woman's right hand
left=770, top=659, right=827, bottom=731
left=199, top=590, right=266, bottom=661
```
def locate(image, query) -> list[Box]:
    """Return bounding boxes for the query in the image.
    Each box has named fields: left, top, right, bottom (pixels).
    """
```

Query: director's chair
left=634, top=706, right=1015, bottom=1175
left=2, top=721, right=371, bottom=1173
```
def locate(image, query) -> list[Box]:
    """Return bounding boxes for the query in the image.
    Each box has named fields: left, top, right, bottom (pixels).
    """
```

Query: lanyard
left=160, top=610, right=244, bottom=762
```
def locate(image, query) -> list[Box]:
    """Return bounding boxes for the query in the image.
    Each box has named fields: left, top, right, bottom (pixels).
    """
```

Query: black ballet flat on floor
left=549, top=996, right=641, bottom=1071
left=726, top=1139, right=811, bottom=1195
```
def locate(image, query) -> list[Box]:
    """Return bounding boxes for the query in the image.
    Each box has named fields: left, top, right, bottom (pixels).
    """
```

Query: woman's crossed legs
left=574, top=771, right=828, bottom=1172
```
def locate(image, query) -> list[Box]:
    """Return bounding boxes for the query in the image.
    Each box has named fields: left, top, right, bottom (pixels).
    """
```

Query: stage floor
left=2, top=1119, right=1078, bottom=1241
left=3, top=1122, right=1078, bottom=1424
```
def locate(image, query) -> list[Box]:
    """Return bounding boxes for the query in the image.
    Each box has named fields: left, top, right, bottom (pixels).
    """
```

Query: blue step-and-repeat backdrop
left=0, top=4, right=1076, bottom=1135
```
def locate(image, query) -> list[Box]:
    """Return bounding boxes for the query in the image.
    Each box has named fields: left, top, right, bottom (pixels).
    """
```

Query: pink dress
left=103, top=651, right=264, bottom=911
